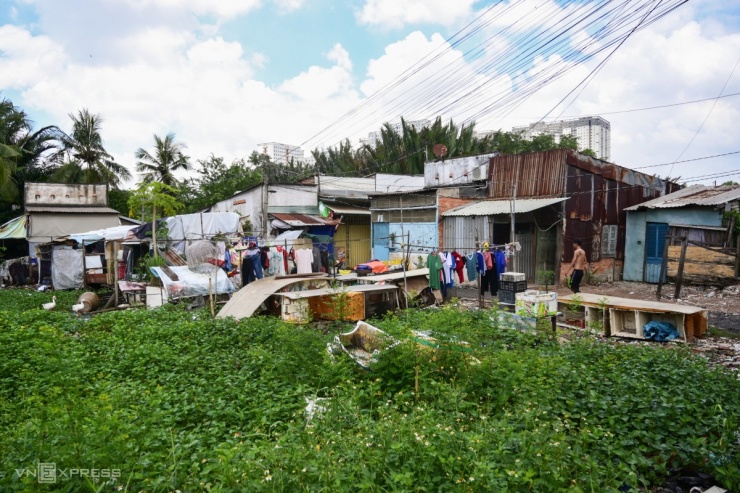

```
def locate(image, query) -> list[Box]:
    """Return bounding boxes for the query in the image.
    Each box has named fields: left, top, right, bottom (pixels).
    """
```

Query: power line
left=667, top=56, right=740, bottom=177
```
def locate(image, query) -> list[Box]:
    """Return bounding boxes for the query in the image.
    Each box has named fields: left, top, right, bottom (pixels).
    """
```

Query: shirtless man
left=567, top=239, right=587, bottom=293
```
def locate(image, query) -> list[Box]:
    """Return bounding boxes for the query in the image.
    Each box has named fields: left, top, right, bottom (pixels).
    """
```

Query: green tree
left=248, top=151, right=314, bottom=184
left=108, top=188, right=133, bottom=217
left=0, top=97, right=65, bottom=223
left=128, top=182, right=183, bottom=257
left=135, top=133, right=190, bottom=187
left=179, top=155, right=262, bottom=213
left=60, top=109, right=132, bottom=187
left=581, top=148, right=598, bottom=158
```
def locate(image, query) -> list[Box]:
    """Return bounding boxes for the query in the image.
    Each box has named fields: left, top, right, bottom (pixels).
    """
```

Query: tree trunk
left=152, top=204, right=158, bottom=258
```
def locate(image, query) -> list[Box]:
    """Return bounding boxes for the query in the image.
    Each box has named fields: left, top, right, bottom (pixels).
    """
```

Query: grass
left=0, top=289, right=738, bottom=491
left=708, top=325, right=740, bottom=340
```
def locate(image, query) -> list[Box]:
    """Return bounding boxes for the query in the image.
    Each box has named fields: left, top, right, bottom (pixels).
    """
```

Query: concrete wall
left=623, top=206, right=722, bottom=282
left=424, top=154, right=494, bottom=188
left=25, top=183, right=108, bottom=206
left=207, top=185, right=318, bottom=234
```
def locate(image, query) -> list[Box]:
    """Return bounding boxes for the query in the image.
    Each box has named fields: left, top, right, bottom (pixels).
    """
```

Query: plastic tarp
left=165, top=213, right=241, bottom=254
left=67, top=225, right=138, bottom=243
left=52, top=247, right=84, bottom=289
left=0, top=216, right=26, bottom=240
left=28, top=213, right=120, bottom=243
left=152, top=265, right=235, bottom=299
left=644, top=321, right=680, bottom=342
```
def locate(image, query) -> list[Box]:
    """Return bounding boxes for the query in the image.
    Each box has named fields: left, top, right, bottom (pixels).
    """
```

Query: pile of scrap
left=330, top=321, right=400, bottom=369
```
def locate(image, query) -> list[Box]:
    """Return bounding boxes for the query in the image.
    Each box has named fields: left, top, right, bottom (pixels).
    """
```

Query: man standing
left=568, top=239, right=587, bottom=293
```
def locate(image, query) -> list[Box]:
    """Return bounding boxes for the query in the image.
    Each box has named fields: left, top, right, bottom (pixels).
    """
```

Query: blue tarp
left=643, top=321, right=679, bottom=342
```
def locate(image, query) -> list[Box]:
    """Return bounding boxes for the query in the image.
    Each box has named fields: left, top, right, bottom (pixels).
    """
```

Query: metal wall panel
left=442, top=216, right=489, bottom=252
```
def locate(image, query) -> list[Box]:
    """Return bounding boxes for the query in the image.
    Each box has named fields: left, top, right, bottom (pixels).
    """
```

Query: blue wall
left=623, top=207, right=722, bottom=282
left=371, top=222, right=437, bottom=260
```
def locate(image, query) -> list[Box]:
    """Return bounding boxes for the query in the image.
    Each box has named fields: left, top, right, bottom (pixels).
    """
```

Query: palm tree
left=0, top=98, right=65, bottom=200
left=61, top=109, right=131, bottom=187
left=135, top=133, right=190, bottom=186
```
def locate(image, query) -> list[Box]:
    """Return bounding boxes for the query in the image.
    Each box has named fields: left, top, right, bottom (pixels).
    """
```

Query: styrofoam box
left=515, top=290, right=558, bottom=317
left=501, top=272, right=526, bottom=282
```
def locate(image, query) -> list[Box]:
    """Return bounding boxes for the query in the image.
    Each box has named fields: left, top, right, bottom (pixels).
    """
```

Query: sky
left=0, top=0, right=739, bottom=187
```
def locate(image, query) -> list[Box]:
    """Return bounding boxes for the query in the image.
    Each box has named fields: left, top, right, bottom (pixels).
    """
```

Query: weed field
left=0, top=290, right=739, bottom=491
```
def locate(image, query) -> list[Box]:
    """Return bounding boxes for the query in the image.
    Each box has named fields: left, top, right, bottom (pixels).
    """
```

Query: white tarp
left=166, top=213, right=241, bottom=254
left=152, top=265, right=235, bottom=299
left=68, top=225, right=138, bottom=243
left=52, top=247, right=84, bottom=290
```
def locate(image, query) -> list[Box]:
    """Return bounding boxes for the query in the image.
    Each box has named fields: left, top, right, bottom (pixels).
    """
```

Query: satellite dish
left=433, top=144, right=448, bottom=159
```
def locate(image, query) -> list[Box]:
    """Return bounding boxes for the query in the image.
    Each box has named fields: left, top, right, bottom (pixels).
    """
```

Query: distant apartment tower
left=257, top=142, right=309, bottom=165
left=511, top=116, right=611, bottom=161
left=366, top=119, right=431, bottom=147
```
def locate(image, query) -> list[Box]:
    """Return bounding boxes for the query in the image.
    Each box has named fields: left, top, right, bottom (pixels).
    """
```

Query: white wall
left=424, top=154, right=495, bottom=188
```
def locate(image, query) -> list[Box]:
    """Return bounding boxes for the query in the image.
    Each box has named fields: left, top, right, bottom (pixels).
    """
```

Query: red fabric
left=361, top=260, right=388, bottom=274
left=117, top=261, right=126, bottom=280
left=483, top=251, right=493, bottom=270
left=452, top=251, right=465, bottom=283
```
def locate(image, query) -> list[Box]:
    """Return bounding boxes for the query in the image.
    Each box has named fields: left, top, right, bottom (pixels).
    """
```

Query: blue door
left=372, top=223, right=390, bottom=261
left=644, top=222, right=669, bottom=283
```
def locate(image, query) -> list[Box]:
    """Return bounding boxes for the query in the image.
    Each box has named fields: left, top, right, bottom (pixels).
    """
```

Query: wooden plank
left=667, top=262, right=735, bottom=278
left=559, top=293, right=707, bottom=315
left=673, top=238, right=689, bottom=300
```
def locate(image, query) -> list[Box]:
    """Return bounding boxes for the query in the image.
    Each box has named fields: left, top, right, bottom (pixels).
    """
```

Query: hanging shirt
left=495, top=250, right=507, bottom=275
left=426, top=253, right=443, bottom=290
left=295, top=249, right=313, bottom=274
left=443, top=252, right=455, bottom=288
left=452, top=251, right=465, bottom=283
left=476, top=251, right=485, bottom=274
left=466, top=253, right=477, bottom=280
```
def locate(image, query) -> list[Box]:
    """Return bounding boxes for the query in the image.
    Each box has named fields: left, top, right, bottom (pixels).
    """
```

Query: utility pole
left=510, top=183, right=517, bottom=272
left=262, top=163, right=269, bottom=237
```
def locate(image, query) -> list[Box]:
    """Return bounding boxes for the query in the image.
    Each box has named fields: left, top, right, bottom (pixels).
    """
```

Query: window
left=601, top=225, right=618, bottom=257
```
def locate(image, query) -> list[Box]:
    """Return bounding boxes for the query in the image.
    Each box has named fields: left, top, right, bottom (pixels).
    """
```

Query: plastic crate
left=501, top=272, right=526, bottom=282
left=500, top=280, right=527, bottom=292
left=515, top=290, right=558, bottom=317
left=498, top=289, right=516, bottom=304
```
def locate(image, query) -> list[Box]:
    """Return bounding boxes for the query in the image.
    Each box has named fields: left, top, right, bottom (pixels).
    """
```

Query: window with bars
left=601, top=224, right=618, bottom=257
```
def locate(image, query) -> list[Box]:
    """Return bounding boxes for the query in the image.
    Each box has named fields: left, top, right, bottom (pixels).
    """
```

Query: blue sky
left=1, top=0, right=739, bottom=185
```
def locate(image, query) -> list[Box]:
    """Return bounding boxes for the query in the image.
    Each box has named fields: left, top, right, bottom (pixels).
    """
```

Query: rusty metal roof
left=624, top=185, right=740, bottom=211
left=25, top=205, right=120, bottom=214
left=442, top=197, right=567, bottom=216
left=269, top=213, right=341, bottom=226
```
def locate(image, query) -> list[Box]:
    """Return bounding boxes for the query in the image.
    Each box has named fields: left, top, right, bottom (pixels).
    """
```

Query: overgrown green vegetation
left=0, top=290, right=738, bottom=491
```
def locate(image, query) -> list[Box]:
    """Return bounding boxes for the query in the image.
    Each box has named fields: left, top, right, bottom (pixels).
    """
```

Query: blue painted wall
left=371, top=222, right=437, bottom=260
left=623, top=207, right=722, bottom=282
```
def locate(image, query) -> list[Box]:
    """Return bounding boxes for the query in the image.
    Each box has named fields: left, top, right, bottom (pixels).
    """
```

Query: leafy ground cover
left=0, top=290, right=738, bottom=491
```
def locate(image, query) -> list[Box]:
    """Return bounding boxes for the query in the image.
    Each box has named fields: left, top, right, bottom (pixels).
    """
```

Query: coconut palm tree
left=0, top=98, right=65, bottom=201
left=60, top=109, right=132, bottom=187
left=135, top=133, right=190, bottom=186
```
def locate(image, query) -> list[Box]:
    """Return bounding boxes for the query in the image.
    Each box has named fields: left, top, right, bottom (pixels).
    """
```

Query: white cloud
left=357, top=0, right=478, bottom=29
left=1, top=24, right=360, bottom=184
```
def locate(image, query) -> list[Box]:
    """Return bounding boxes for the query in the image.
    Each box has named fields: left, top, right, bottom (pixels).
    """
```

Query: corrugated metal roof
left=442, top=197, right=567, bottom=217
left=25, top=205, right=120, bottom=214
left=270, top=213, right=341, bottom=226
left=624, top=185, right=740, bottom=211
